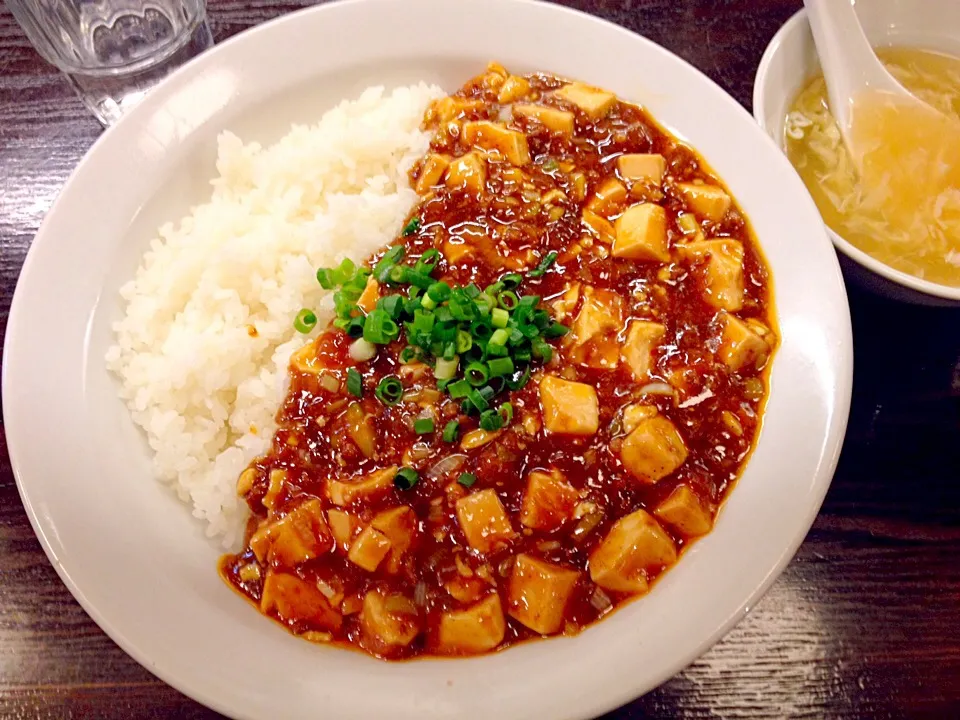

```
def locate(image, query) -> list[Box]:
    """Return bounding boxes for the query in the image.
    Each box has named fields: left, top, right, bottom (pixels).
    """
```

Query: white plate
left=2, top=0, right=853, bottom=718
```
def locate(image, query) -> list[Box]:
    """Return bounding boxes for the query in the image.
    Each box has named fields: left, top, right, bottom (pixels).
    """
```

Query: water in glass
left=6, top=0, right=213, bottom=125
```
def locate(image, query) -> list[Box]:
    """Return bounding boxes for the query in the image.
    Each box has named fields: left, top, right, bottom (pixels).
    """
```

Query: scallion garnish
left=375, top=375, right=403, bottom=405
left=413, top=418, right=435, bottom=435
left=528, top=250, right=559, bottom=277
left=457, top=472, right=477, bottom=487
left=442, top=420, right=460, bottom=443
left=346, top=368, right=363, bottom=398
left=294, top=308, right=318, bottom=334
left=312, top=239, right=570, bottom=412
left=394, top=467, right=419, bottom=490
left=401, top=216, right=421, bottom=237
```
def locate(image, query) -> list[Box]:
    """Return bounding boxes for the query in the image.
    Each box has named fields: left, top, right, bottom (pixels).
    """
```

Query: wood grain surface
left=1, top=0, right=959, bottom=717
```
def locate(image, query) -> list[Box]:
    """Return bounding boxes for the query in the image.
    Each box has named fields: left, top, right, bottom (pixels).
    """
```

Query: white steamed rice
left=105, top=83, right=444, bottom=547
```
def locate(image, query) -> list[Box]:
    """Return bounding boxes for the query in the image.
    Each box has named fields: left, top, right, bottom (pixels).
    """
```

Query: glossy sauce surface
left=221, top=64, right=776, bottom=659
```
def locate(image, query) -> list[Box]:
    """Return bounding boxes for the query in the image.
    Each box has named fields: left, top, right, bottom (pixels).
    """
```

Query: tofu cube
left=622, top=320, right=666, bottom=381
left=617, top=154, right=666, bottom=185
left=443, top=238, right=474, bottom=264
left=551, top=282, right=581, bottom=321
left=586, top=178, right=628, bottom=215
left=455, top=489, right=515, bottom=553
left=371, top=505, right=419, bottom=574
left=252, top=498, right=333, bottom=568
left=620, top=416, right=688, bottom=484
left=326, top=466, right=398, bottom=506
left=513, top=104, right=576, bottom=136
left=555, top=82, right=617, bottom=118
left=327, top=509, right=362, bottom=553
left=653, top=484, right=713, bottom=538
left=430, top=96, right=485, bottom=124
left=356, top=276, right=380, bottom=314
left=462, top=121, right=531, bottom=165
left=589, top=509, right=677, bottom=593
left=613, top=203, right=669, bottom=262
left=347, top=525, right=393, bottom=572
left=446, top=151, right=487, bottom=196
left=571, top=286, right=624, bottom=346
left=718, top=312, right=772, bottom=372
left=676, top=182, right=731, bottom=222
left=676, top=239, right=745, bottom=311
left=621, top=403, right=658, bottom=434
left=520, top=470, right=579, bottom=530
left=261, top=572, right=342, bottom=631
left=436, top=594, right=506, bottom=654
left=415, top=153, right=451, bottom=195
left=581, top=209, right=616, bottom=244
left=539, top=375, right=600, bottom=436
left=507, top=554, right=580, bottom=635
left=569, top=285, right=625, bottom=370
left=359, top=591, right=420, bottom=656
left=497, top=75, right=531, bottom=103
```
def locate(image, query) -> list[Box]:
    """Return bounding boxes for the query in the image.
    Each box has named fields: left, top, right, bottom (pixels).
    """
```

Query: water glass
left=6, top=0, right=214, bottom=126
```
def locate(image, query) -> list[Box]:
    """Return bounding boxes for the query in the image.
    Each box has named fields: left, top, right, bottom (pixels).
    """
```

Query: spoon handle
left=803, top=0, right=900, bottom=132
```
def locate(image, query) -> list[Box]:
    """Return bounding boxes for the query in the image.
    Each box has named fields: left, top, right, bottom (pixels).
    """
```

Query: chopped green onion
left=486, top=342, right=508, bottom=357
left=456, top=330, right=473, bottom=354
left=501, top=273, right=523, bottom=290
left=465, top=362, right=489, bottom=387
left=457, top=472, right=477, bottom=487
left=487, top=357, right=515, bottom=377
left=346, top=368, right=363, bottom=398
left=375, top=375, right=403, bottom=405
left=316, top=268, right=335, bottom=289
left=414, top=417, right=435, bottom=435
left=528, top=251, right=559, bottom=277
left=421, top=294, right=438, bottom=310
left=378, top=294, right=404, bottom=319
left=543, top=322, right=570, bottom=338
left=447, top=379, right=472, bottom=399
left=345, top=315, right=366, bottom=338
left=479, top=409, right=503, bottom=431
left=475, top=293, right=496, bottom=313
left=363, top=309, right=399, bottom=344
left=533, top=338, right=553, bottom=363
left=497, top=291, right=519, bottom=310
left=394, top=467, right=419, bottom=490
left=442, top=420, right=460, bottom=443
left=491, top=308, right=509, bottom=328
left=506, top=367, right=531, bottom=390
left=427, top=282, right=452, bottom=303
left=471, top=320, right=493, bottom=340
left=489, top=328, right=510, bottom=347
left=499, top=402, right=514, bottom=424
left=399, top=346, right=418, bottom=364
left=374, top=245, right=405, bottom=281
left=434, top=355, right=459, bottom=381
left=467, top=387, right=490, bottom=413
left=485, top=281, right=505, bottom=296
left=402, top=216, right=421, bottom=237
left=294, top=309, right=318, bottom=334
left=415, top=248, right=440, bottom=274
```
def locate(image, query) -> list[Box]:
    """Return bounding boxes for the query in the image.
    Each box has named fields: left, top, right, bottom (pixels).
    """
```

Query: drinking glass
left=6, top=0, right=214, bottom=126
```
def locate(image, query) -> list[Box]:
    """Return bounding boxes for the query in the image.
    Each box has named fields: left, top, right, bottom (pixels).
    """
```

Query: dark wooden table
left=1, top=1, right=959, bottom=717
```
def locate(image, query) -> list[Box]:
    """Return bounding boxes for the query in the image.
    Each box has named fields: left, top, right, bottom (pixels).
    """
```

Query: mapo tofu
left=220, top=63, right=777, bottom=659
